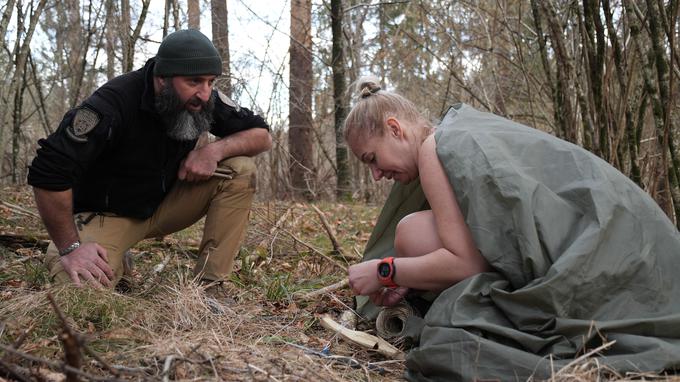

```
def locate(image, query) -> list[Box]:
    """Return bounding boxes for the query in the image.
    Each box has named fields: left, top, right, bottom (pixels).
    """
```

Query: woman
left=344, top=77, right=680, bottom=380
left=345, top=80, right=491, bottom=305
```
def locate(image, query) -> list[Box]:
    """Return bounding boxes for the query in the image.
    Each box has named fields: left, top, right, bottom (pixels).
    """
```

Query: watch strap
left=59, top=241, right=81, bottom=256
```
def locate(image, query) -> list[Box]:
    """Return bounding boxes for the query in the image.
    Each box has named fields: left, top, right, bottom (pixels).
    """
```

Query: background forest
left=2, top=0, right=680, bottom=227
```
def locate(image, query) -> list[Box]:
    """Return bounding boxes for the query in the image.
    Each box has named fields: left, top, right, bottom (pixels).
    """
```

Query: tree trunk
left=120, top=0, right=131, bottom=72
left=289, top=0, right=314, bottom=200
left=106, top=0, right=117, bottom=79
left=211, top=0, right=231, bottom=96
left=0, top=0, right=17, bottom=51
left=188, top=0, right=200, bottom=29
left=0, top=0, right=47, bottom=170
left=331, top=0, right=349, bottom=200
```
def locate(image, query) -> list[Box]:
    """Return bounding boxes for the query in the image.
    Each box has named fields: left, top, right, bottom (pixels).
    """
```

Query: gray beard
left=155, top=82, right=215, bottom=141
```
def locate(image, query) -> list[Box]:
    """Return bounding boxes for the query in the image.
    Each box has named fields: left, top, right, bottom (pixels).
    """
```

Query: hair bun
left=356, top=76, right=381, bottom=99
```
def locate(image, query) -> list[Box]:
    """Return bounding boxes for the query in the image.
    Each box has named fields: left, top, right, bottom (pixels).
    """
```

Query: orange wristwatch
left=377, top=257, right=398, bottom=288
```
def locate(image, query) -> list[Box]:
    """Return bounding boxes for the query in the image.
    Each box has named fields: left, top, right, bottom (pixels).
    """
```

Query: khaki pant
left=45, top=156, right=256, bottom=286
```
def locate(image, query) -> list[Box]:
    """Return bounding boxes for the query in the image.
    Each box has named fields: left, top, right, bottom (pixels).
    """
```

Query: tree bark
left=289, top=0, right=314, bottom=200
left=0, top=0, right=47, bottom=168
left=331, top=0, right=350, bottom=200
left=211, top=0, right=231, bottom=96
left=188, top=0, right=200, bottom=29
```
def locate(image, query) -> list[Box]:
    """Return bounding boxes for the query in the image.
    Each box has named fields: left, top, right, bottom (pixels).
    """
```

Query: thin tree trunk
left=331, top=0, right=349, bottom=200
left=120, top=0, right=131, bottom=72
left=0, top=0, right=17, bottom=51
left=289, top=0, right=314, bottom=200
left=188, top=0, right=200, bottom=29
left=603, top=0, right=641, bottom=184
left=163, top=0, right=170, bottom=37
left=106, top=0, right=117, bottom=79
left=211, top=0, right=231, bottom=96
left=530, top=0, right=564, bottom=139
left=0, top=0, right=47, bottom=166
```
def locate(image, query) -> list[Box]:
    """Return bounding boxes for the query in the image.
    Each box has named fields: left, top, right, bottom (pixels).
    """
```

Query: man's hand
left=178, top=144, right=221, bottom=181
left=59, top=242, right=113, bottom=287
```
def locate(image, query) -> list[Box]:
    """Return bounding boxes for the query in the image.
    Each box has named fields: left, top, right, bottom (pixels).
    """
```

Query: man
left=27, top=29, right=272, bottom=288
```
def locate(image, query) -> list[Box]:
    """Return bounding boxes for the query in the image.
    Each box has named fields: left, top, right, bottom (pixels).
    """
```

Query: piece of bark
left=320, top=315, right=403, bottom=359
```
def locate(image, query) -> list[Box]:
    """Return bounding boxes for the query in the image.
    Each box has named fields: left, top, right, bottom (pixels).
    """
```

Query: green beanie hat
left=154, top=29, right=222, bottom=77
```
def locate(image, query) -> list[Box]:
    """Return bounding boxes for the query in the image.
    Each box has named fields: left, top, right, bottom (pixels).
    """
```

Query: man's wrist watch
left=59, top=241, right=81, bottom=257
left=377, top=257, right=398, bottom=288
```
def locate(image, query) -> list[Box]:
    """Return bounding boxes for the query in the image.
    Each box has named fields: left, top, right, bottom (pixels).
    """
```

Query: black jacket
left=28, top=58, right=268, bottom=219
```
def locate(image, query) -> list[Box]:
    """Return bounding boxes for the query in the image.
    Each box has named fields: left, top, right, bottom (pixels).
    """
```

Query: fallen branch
left=0, top=201, right=40, bottom=219
left=0, top=344, right=122, bottom=382
left=0, top=233, right=49, bottom=250
left=319, top=315, right=403, bottom=359
left=0, top=357, right=32, bottom=382
left=299, top=278, right=349, bottom=300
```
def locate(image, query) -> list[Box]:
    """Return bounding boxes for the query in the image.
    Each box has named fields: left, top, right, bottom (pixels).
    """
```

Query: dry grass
left=0, top=186, right=398, bottom=381
left=1, top=186, right=678, bottom=381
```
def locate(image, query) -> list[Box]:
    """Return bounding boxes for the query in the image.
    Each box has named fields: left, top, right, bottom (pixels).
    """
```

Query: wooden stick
left=299, top=278, right=349, bottom=300
left=309, top=204, right=343, bottom=256
left=320, top=315, right=403, bottom=359
left=211, top=172, right=233, bottom=180
left=215, top=166, right=235, bottom=175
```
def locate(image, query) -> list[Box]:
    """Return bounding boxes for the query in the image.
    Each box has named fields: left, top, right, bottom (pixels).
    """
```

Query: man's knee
left=218, top=156, right=257, bottom=191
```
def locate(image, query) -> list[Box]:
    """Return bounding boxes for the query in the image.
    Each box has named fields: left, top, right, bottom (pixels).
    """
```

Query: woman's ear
left=386, top=117, right=403, bottom=138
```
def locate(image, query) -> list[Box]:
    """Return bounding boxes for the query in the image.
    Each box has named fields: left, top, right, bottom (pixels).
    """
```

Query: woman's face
left=349, top=118, right=419, bottom=184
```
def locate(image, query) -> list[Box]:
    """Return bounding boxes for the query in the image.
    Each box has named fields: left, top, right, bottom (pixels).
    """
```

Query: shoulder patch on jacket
left=217, top=91, right=241, bottom=112
left=66, top=107, right=100, bottom=143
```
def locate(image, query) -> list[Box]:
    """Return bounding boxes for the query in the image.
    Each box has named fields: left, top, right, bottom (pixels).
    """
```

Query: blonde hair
left=343, top=76, right=431, bottom=144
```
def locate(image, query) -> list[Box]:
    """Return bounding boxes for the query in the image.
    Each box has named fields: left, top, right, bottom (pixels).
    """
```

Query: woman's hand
left=348, top=259, right=383, bottom=296
left=369, top=286, right=409, bottom=306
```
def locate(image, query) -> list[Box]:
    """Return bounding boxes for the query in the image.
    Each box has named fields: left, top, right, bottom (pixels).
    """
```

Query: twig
left=211, top=172, right=233, bottom=180
left=309, top=204, right=343, bottom=257
left=0, top=201, right=39, bottom=219
left=161, top=355, right=175, bottom=382
left=215, top=167, right=235, bottom=175
left=0, top=358, right=32, bottom=382
left=279, top=228, right=347, bottom=272
left=256, top=206, right=292, bottom=249
left=284, top=342, right=387, bottom=373
left=246, top=363, right=281, bottom=382
left=0, top=344, right=123, bottom=382
left=299, top=278, right=349, bottom=300
left=554, top=340, right=617, bottom=376
left=47, top=293, right=83, bottom=382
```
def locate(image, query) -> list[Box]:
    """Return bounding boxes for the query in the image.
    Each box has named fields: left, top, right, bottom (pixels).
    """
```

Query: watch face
left=378, top=262, right=391, bottom=277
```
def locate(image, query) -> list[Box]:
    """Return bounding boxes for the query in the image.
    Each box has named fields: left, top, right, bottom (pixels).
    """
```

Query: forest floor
left=0, top=185, right=405, bottom=381
left=2, top=186, right=680, bottom=382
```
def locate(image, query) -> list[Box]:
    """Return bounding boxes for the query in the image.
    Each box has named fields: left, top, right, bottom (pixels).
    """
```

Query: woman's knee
left=394, top=210, right=442, bottom=257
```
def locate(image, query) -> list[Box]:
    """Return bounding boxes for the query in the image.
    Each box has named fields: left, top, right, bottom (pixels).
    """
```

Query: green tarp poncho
left=358, top=104, right=680, bottom=381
